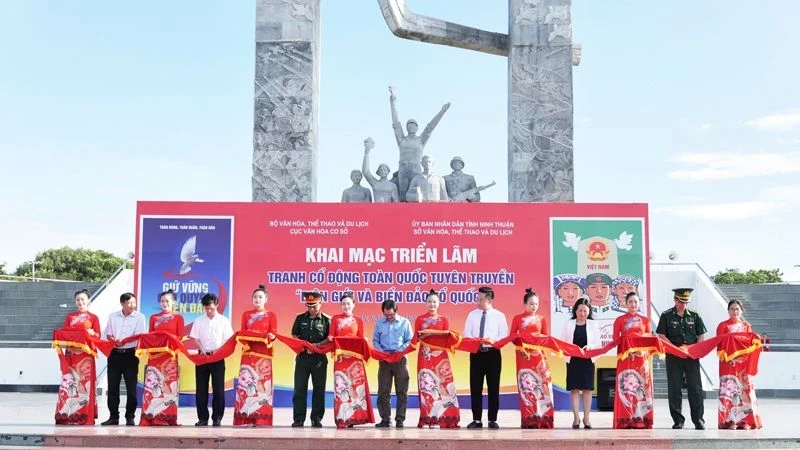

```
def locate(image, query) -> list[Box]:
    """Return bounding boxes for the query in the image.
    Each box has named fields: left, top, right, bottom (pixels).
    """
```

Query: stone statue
left=378, top=0, right=581, bottom=202
left=341, top=170, right=373, bottom=203
left=389, top=86, right=450, bottom=202
left=361, top=138, right=399, bottom=203
left=443, top=156, right=480, bottom=202
left=406, top=155, right=448, bottom=202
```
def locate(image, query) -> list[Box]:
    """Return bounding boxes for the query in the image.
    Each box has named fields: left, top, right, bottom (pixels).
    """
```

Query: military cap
left=586, top=272, right=613, bottom=286
left=450, top=156, right=465, bottom=169
left=303, top=291, right=323, bottom=306
left=672, top=288, right=694, bottom=303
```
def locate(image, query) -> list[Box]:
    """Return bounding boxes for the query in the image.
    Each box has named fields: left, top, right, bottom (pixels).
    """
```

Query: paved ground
left=0, top=393, right=798, bottom=449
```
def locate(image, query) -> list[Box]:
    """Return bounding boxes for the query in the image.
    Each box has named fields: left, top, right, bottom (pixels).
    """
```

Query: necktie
left=479, top=311, right=486, bottom=338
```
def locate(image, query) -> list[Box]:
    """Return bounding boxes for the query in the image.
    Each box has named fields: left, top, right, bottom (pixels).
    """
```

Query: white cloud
left=667, top=151, right=800, bottom=181
left=653, top=201, right=781, bottom=221
left=696, top=123, right=712, bottom=132
left=655, top=184, right=800, bottom=222
left=775, top=137, right=800, bottom=145
left=745, top=109, right=800, bottom=132
left=762, top=184, right=800, bottom=202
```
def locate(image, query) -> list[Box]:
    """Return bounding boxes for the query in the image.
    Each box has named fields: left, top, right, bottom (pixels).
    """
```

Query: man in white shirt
left=189, top=293, right=233, bottom=427
left=101, top=292, right=147, bottom=426
left=463, top=286, right=508, bottom=429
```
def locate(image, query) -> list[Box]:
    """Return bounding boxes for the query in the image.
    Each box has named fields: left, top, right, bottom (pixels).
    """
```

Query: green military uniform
left=656, top=288, right=707, bottom=429
left=291, top=295, right=331, bottom=426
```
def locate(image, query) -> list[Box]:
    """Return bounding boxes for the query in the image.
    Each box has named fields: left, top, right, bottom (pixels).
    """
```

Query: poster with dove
left=136, top=216, right=234, bottom=323
left=550, top=218, right=649, bottom=349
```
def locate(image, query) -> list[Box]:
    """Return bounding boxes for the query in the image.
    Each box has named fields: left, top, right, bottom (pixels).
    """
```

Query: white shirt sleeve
left=189, top=317, right=202, bottom=340
left=498, top=311, right=509, bottom=339
left=222, top=317, right=234, bottom=342
left=104, top=314, right=116, bottom=338
left=463, top=310, right=476, bottom=338
left=135, top=313, right=147, bottom=334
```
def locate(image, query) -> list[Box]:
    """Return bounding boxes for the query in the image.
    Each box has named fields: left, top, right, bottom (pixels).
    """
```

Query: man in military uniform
left=656, top=288, right=707, bottom=430
left=291, top=292, right=331, bottom=427
left=585, top=272, right=613, bottom=314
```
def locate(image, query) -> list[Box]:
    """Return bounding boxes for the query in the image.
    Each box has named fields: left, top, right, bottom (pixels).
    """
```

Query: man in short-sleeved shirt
left=463, top=286, right=508, bottom=429
left=189, top=293, right=233, bottom=427
left=656, top=288, right=707, bottom=430
left=102, top=292, right=147, bottom=426
left=372, top=299, right=412, bottom=428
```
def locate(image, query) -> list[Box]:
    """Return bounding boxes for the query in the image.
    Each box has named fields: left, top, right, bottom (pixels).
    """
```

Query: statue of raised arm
left=389, top=86, right=450, bottom=201
left=361, top=137, right=399, bottom=203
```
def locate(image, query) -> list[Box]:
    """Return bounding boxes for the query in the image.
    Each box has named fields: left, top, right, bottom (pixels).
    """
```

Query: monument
left=444, top=156, right=479, bottom=202
left=361, top=138, right=400, bottom=203
left=341, top=170, right=373, bottom=203
left=378, top=0, right=581, bottom=202
left=389, top=87, right=450, bottom=202
left=252, top=0, right=580, bottom=203
left=252, top=0, right=320, bottom=202
left=406, top=155, right=448, bottom=202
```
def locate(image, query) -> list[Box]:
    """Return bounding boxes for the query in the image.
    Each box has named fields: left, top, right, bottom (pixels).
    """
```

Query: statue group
left=342, top=87, right=495, bottom=203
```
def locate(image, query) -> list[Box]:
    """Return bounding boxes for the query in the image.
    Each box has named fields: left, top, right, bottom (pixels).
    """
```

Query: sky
left=1, top=0, right=799, bottom=281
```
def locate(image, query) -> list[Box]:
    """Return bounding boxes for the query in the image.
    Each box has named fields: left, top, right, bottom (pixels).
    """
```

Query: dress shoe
left=291, top=422, right=304, bottom=428
left=672, top=422, right=684, bottom=429
left=694, top=423, right=705, bottom=430
left=311, top=421, right=322, bottom=428
left=125, top=418, right=135, bottom=426
left=572, top=422, right=580, bottom=429
left=212, top=420, right=222, bottom=427
left=583, top=423, right=592, bottom=429
left=466, top=420, right=482, bottom=429
left=375, top=421, right=391, bottom=428
left=488, top=421, right=499, bottom=429
left=195, top=420, right=209, bottom=427
left=100, top=418, right=119, bottom=426
left=396, top=421, right=404, bottom=428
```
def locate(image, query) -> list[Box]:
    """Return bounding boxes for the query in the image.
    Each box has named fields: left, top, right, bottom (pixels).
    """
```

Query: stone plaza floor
left=0, top=393, right=798, bottom=449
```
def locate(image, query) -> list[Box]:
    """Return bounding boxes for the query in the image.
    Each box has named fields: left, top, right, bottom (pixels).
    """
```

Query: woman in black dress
left=561, top=298, right=601, bottom=428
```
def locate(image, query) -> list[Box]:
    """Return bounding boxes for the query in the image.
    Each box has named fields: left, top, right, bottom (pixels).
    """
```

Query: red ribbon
left=59, top=328, right=762, bottom=369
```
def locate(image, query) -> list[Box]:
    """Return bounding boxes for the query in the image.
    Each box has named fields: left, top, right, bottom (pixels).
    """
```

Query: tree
left=0, top=261, right=6, bottom=275
left=14, top=247, right=126, bottom=282
left=712, top=268, right=783, bottom=284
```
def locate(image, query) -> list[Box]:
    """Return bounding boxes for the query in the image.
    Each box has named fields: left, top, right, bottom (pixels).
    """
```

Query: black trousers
left=469, top=348, right=502, bottom=422
left=292, top=353, right=328, bottom=423
left=665, top=355, right=704, bottom=426
left=107, top=349, right=139, bottom=420
left=195, top=360, right=226, bottom=422
left=376, top=357, right=409, bottom=423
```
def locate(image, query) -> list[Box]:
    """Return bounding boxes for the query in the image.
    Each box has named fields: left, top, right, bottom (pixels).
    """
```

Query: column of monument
left=508, top=0, right=575, bottom=202
left=252, top=0, right=320, bottom=202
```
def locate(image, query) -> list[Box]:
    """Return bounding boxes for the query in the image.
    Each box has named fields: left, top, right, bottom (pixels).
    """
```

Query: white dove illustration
left=179, top=235, right=204, bottom=275
left=562, top=232, right=581, bottom=251
left=615, top=231, right=633, bottom=251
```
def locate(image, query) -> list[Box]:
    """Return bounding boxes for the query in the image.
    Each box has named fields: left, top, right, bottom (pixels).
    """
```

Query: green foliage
left=712, top=268, right=783, bottom=284
left=14, top=247, right=125, bottom=282
left=0, top=261, right=6, bottom=275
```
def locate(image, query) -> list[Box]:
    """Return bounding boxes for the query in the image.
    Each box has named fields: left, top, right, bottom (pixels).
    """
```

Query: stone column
left=252, top=0, right=320, bottom=202
left=508, top=0, right=574, bottom=202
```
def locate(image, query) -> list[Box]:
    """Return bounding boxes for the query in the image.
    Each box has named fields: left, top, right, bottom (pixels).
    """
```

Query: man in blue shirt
left=372, top=299, right=412, bottom=428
